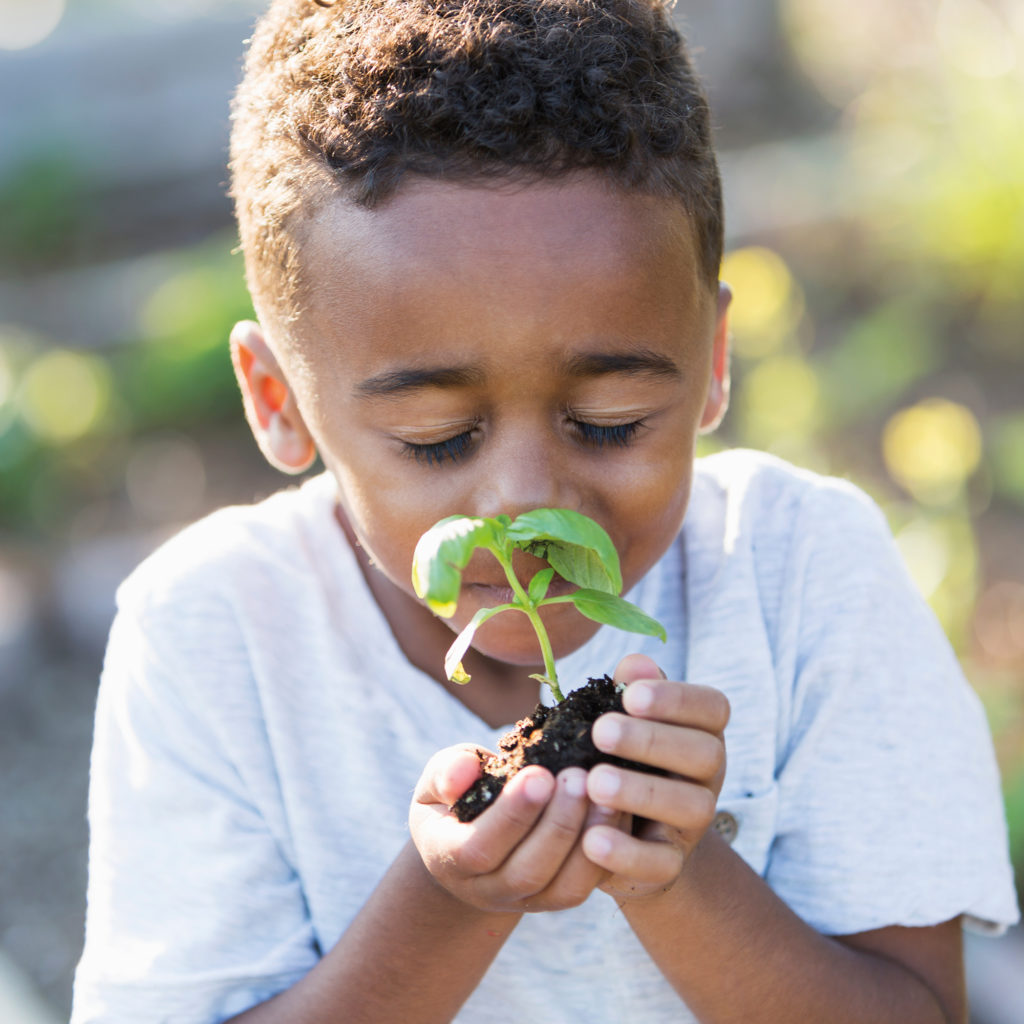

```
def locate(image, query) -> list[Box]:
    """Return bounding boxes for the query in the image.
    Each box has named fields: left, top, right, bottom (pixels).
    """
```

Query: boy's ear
left=699, top=283, right=731, bottom=434
left=230, top=320, right=317, bottom=475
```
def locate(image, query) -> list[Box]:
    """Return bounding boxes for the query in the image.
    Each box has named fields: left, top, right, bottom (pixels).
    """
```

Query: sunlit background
left=0, top=1, right=1021, bottom=1021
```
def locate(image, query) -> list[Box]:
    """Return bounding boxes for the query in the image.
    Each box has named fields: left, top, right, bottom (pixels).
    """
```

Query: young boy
left=72, top=0, right=1018, bottom=1021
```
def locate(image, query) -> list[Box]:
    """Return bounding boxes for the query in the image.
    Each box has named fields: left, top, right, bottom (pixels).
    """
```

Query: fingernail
left=625, top=682, right=653, bottom=714
left=585, top=830, right=612, bottom=859
left=561, top=769, right=586, bottom=798
left=592, top=715, right=621, bottom=751
left=589, top=765, right=620, bottom=802
left=524, top=772, right=553, bottom=803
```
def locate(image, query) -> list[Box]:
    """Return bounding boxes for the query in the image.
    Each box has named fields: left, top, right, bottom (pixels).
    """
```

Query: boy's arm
left=619, top=834, right=965, bottom=1024
left=583, top=656, right=966, bottom=1024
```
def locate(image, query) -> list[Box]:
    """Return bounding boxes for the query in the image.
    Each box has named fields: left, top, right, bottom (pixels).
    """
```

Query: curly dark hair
left=231, top=0, right=723, bottom=316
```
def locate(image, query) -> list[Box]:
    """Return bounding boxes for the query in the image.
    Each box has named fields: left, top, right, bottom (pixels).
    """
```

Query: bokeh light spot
left=0, top=343, right=12, bottom=410
left=139, top=269, right=223, bottom=343
left=780, top=0, right=931, bottom=106
left=895, top=517, right=951, bottom=600
left=882, top=398, right=982, bottom=503
left=738, top=355, right=821, bottom=442
left=937, top=0, right=1016, bottom=79
left=17, top=349, right=112, bottom=444
left=721, top=247, right=803, bottom=359
left=0, top=0, right=65, bottom=50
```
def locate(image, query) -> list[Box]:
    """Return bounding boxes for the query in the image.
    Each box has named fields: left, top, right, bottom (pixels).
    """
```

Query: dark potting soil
left=452, top=674, right=662, bottom=822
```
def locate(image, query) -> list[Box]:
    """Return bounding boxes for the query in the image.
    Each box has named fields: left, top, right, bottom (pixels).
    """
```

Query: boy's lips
left=465, top=574, right=576, bottom=606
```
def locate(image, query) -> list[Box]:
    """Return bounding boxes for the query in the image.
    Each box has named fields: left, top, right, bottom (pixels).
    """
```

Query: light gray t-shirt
left=71, top=450, right=1019, bottom=1023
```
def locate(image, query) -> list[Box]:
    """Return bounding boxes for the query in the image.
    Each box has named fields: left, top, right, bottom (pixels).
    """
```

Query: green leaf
left=506, top=508, right=622, bottom=594
left=527, top=568, right=555, bottom=603
left=412, top=515, right=502, bottom=617
left=444, top=604, right=512, bottom=682
left=566, top=589, right=667, bottom=641
left=544, top=542, right=617, bottom=595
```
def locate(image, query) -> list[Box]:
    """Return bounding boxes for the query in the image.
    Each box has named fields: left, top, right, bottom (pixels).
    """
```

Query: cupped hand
left=410, top=743, right=620, bottom=914
left=580, top=654, right=730, bottom=902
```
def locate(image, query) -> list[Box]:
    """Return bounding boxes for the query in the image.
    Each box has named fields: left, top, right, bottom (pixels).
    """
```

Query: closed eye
left=400, top=417, right=645, bottom=467
left=570, top=419, right=646, bottom=448
left=401, top=430, right=474, bottom=466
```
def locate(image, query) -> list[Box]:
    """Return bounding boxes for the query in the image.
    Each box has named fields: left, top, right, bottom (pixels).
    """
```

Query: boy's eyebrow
left=355, top=349, right=680, bottom=399
left=562, top=349, right=682, bottom=380
left=355, top=365, right=485, bottom=399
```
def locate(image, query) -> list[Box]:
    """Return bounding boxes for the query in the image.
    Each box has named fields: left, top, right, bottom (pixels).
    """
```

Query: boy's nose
left=473, top=432, right=577, bottom=519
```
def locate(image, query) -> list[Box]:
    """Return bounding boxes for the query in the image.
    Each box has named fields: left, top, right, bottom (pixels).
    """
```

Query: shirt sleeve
left=765, top=480, right=1020, bottom=937
left=71, top=585, right=320, bottom=1023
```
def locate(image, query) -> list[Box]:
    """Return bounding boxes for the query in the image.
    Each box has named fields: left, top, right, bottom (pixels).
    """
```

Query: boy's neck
left=336, top=505, right=543, bottom=728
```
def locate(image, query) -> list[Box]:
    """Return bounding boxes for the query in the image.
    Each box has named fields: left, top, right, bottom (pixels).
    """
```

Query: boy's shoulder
left=694, top=447, right=877, bottom=507
left=116, top=472, right=338, bottom=619
left=689, top=447, right=891, bottom=561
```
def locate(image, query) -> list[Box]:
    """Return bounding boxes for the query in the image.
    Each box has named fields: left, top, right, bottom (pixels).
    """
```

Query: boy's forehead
left=288, top=176, right=708, bottom=334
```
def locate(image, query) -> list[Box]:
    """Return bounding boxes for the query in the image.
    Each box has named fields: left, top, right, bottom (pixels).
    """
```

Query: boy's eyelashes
left=570, top=419, right=645, bottom=448
left=401, top=431, right=475, bottom=466
left=399, top=417, right=648, bottom=467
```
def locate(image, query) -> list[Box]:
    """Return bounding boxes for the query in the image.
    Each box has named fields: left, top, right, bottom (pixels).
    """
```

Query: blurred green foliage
left=714, top=0, right=1024, bottom=888
left=0, top=152, right=96, bottom=271
left=0, top=236, right=253, bottom=534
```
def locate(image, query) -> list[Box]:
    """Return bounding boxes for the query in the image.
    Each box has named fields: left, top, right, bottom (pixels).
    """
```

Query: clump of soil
left=453, top=675, right=661, bottom=822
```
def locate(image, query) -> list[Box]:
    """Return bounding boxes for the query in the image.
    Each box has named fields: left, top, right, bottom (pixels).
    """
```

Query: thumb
left=415, top=744, right=486, bottom=807
left=612, top=653, right=667, bottom=687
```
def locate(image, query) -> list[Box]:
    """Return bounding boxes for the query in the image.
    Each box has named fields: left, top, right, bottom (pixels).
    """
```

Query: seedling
left=412, top=508, right=666, bottom=703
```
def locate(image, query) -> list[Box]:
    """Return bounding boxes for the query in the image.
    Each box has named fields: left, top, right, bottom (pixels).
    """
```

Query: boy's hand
left=582, top=654, right=729, bottom=902
left=410, top=745, right=620, bottom=914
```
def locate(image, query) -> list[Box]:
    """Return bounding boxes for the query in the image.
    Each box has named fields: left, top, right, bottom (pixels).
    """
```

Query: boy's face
left=240, top=175, right=728, bottom=675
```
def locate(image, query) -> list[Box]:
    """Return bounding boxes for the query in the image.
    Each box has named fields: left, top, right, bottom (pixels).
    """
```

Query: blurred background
left=0, top=0, right=1021, bottom=1020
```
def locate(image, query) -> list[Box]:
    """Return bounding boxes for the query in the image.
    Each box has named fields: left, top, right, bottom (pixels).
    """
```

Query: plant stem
left=495, top=545, right=564, bottom=702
